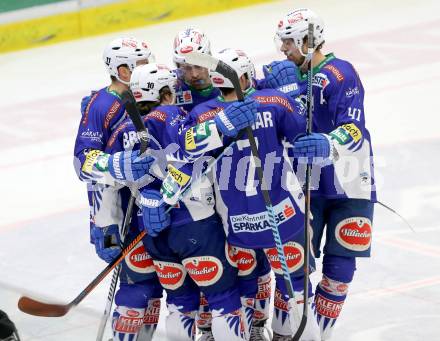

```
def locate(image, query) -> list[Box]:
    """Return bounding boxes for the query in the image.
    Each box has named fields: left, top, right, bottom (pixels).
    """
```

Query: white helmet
left=276, top=8, right=325, bottom=56
left=209, top=48, right=255, bottom=89
left=129, top=63, right=177, bottom=103
left=103, top=37, right=154, bottom=84
left=173, top=28, right=211, bottom=65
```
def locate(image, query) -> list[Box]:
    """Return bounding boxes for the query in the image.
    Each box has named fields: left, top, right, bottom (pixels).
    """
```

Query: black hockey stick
left=18, top=91, right=150, bottom=319
left=95, top=90, right=149, bottom=340
left=183, top=51, right=300, bottom=319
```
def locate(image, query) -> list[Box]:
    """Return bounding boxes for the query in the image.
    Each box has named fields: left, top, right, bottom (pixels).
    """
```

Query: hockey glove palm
left=262, top=60, right=303, bottom=97
left=292, top=133, right=334, bottom=164
left=90, top=224, right=121, bottom=263
left=140, top=189, right=170, bottom=237
left=214, top=98, right=258, bottom=137
left=108, top=150, right=155, bottom=185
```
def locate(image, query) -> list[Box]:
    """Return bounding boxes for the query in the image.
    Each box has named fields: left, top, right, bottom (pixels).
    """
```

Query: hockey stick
left=291, top=22, right=315, bottom=341
left=376, top=200, right=415, bottom=232
left=18, top=91, right=150, bottom=319
left=17, top=91, right=236, bottom=318
left=184, top=51, right=300, bottom=320
left=18, top=229, right=147, bottom=317
left=95, top=90, right=149, bottom=340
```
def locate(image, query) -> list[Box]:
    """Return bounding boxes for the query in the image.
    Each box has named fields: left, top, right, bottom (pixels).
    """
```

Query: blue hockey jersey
left=106, top=105, right=216, bottom=228
left=175, top=88, right=308, bottom=248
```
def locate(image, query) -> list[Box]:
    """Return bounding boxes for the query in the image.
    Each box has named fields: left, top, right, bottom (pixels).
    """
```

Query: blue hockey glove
left=140, top=189, right=170, bottom=237
left=108, top=149, right=155, bottom=184
left=215, top=98, right=258, bottom=137
left=262, top=60, right=303, bottom=97
left=90, top=224, right=121, bottom=263
left=80, top=90, right=97, bottom=115
left=292, top=133, right=333, bottom=164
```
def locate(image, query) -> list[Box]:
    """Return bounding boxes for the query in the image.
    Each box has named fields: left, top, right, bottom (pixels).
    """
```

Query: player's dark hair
left=219, top=72, right=251, bottom=97
left=136, top=86, right=173, bottom=115
left=304, top=36, right=325, bottom=51
left=110, top=64, right=130, bottom=82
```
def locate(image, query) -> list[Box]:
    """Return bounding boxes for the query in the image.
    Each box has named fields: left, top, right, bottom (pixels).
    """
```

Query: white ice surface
left=0, top=0, right=440, bottom=340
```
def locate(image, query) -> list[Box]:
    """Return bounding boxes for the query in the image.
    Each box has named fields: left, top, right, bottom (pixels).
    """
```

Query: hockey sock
left=138, top=298, right=161, bottom=340
left=166, top=304, right=196, bottom=341
left=112, top=306, right=146, bottom=340
left=253, top=272, right=271, bottom=326
left=315, top=255, right=356, bottom=340
left=196, top=293, right=212, bottom=333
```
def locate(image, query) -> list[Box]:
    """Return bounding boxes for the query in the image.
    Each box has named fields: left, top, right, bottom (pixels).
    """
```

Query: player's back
left=189, top=88, right=307, bottom=248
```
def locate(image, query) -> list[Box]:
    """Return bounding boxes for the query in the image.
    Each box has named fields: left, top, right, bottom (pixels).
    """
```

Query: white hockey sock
left=196, top=293, right=212, bottom=333
left=288, top=292, right=320, bottom=341
left=271, top=288, right=291, bottom=336
left=253, top=272, right=271, bottom=325
left=112, top=306, right=145, bottom=341
left=165, top=304, right=196, bottom=341
left=138, top=298, right=161, bottom=340
left=211, top=299, right=252, bottom=341
left=315, top=276, right=350, bottom=340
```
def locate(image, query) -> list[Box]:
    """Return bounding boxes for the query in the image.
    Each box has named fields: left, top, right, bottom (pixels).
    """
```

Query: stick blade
left=183, top=52, right=219, bottom=70
left=18, top=296, right=70, bottom=317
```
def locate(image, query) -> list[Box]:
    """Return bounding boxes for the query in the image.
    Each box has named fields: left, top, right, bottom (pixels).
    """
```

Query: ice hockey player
left=162, top=48, right=324, bottom=340
left=172, top=28, right=220, bottom=112
left=73, top=37, right=162, bottom=340
left=172, top=27, right=273, bottom=341
left=264, top=8, right=376, bottom=340
left=107, top=62, right=255, bottom=341
left=0, top=310, right=20, bottom=341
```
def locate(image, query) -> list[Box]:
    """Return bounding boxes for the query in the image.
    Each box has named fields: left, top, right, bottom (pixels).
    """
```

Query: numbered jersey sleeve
left=310, top=56, right=376, bottom=201
left=73, top=87, right=127, bottom=185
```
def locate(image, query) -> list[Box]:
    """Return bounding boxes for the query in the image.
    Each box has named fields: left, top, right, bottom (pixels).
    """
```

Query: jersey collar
left=297, top=53, right=335, bottom=80
left=217, top=87, right=256, bottom=102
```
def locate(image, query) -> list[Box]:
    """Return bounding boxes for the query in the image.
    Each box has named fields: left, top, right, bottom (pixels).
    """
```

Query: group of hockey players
left=73, top=7, right=375, bottom=341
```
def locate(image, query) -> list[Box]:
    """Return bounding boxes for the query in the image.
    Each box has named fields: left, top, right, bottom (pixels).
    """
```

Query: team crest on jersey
left=335, top=217, right=372, bottom=251
left=264, top=242, right=304, bottom=275
left=313, top=73, right=330, bottom=89
left=227, top=246, right=257, bottom=276
left=153, top=261, right=186, bottom=290
left=182, top=256, right=223, bottom=286
left=125, top=242, right=155, bottom=274
left=176, top=90, right=193, bottom=106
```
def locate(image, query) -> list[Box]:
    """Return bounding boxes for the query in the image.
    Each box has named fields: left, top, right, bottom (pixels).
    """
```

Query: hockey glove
left=214, top=98, right=258, bottom=137
left=140, top=189, right=170, bottom=237
left=90, top=224, right=121, bottom=263
left=292, top=133, right=334, bottom=164
left=262, top=60, right=303, bottom=97
left=108, top=149, right=155, bottom=185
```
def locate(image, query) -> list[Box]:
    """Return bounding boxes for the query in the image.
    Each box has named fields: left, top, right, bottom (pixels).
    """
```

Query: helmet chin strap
left=299, top=53, right=312, bottom=73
